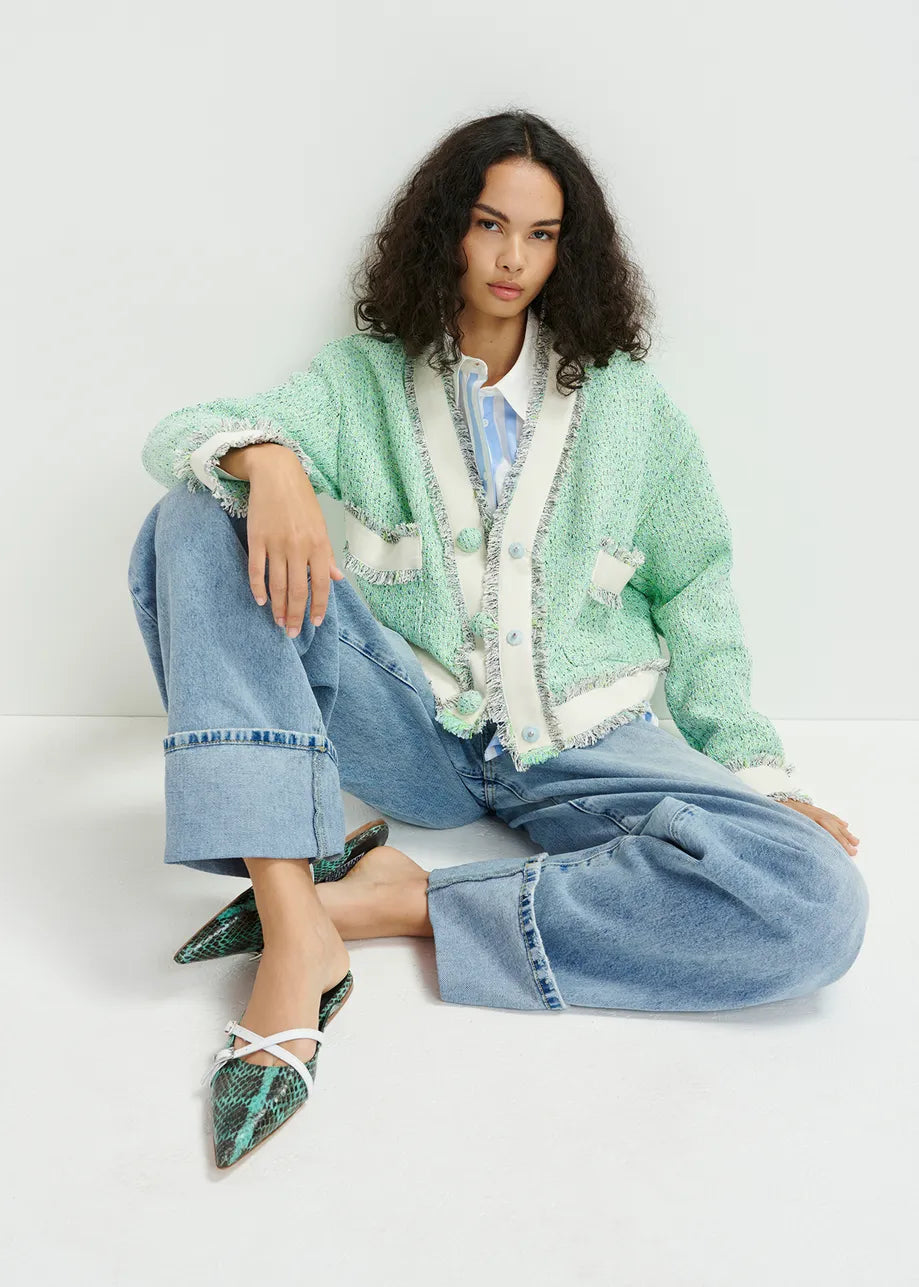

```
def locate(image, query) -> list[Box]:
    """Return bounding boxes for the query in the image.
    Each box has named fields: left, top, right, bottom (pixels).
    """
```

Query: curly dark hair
left=349, top=108, right=656, bottom=393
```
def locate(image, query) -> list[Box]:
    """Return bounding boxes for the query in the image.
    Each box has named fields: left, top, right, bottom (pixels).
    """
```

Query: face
left=457, top=158, right=563, bottom=320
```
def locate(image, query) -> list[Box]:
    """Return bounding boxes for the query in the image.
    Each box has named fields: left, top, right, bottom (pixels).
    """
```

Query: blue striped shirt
left=451, top=309, right=658, bottom=759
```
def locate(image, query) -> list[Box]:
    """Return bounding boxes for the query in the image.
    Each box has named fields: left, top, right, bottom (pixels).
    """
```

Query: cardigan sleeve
left=633, top=423, right=813, bottom=805
left=140, top=345, right=343, bottom=518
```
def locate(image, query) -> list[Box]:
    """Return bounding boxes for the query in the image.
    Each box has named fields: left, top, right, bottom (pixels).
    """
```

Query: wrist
left=218, top=442, right=295, bottom=481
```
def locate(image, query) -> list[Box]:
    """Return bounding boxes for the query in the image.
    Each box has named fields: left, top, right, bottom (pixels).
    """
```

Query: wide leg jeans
left=127, top=484, right=869, bottom=1012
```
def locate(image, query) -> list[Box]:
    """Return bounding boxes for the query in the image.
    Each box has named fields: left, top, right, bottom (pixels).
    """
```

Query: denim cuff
left=163, top=733, right=345, bottom=879
left=426, top=854, right=567, bottom=1011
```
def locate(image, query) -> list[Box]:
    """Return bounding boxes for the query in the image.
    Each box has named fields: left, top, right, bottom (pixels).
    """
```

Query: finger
left=283, top=553, right=309, bottom=638
left=834, top=816, right=860, bottom=845
left=828, top=819, right=858, bottom=857
left=249, top=539, right=268, bottom=606
left=309, top=556, right=331, bottom=626
left=267, top=547, right=289, bottom=627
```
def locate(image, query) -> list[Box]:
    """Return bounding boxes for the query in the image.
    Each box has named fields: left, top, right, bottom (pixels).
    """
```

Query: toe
left=211, top=1062, right=312, bottom=1167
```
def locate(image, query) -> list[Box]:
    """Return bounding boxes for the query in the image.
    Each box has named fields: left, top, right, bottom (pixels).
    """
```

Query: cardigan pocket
left=343, top=504, right=423, bottom=586
left=587, top=540, right=645, bottom=609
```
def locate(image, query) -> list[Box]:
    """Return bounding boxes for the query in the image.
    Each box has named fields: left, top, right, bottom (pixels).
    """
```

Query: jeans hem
left=426, top=855, right=567, bottom=1011
left=163, top=733, right=345, bottom=880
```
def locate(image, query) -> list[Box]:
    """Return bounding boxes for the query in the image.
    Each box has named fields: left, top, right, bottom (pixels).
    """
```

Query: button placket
left=494, top=527, right=544, bottom=749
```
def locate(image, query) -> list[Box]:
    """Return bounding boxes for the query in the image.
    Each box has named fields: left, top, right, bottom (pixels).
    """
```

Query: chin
left=479, top=291, right=528, bottom=313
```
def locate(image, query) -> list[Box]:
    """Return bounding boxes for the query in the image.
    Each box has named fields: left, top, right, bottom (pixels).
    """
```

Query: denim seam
left=129, top=587, right=158, bottom=627
left=337, top=628, right=415, bottom=689
left=491, top=777, right=635, bottom=834
left=517, top=855, right=566, bottom=1010
left=162, top=728, right=331, bottom=753
left=310, top=750, right=327, bottom=855
left=566, top=798, right=633, bottom=835
left=538, top=838, right=627, bottom=870
left=667, top=801, right=695, bottom=843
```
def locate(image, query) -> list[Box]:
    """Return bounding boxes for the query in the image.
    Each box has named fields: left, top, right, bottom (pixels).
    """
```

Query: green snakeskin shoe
left=205, top=969, right=354, bottom=1169
left=172, top=818, right=389, bottom=965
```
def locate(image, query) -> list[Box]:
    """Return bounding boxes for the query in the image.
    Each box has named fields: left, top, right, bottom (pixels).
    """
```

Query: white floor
left=3, top=716, right=916, bottom=1287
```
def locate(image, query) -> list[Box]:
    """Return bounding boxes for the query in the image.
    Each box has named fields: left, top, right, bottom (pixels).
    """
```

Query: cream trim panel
left=189, top=428, right=265, bottom=488
left=343, top=510, right=422, bottom=574
left=411, top=361, right=489, bottom=705
left=494, top=378, right=579, bottom=758
left=590, top=546, right=641, bottom=597
left=732, top=763, right=809, bottom=798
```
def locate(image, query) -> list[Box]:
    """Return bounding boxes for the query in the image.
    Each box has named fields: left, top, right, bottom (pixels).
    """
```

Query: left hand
left=777, top=800, right=860, bottom=858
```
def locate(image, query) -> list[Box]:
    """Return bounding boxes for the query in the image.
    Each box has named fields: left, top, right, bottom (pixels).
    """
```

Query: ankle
left=247, top=861, right=325, bottom=931
left=376, top=876, right=432, bottom=937
left=261, top=902, right=348, bottom=954
left=261, top=918, right=345, bottom=953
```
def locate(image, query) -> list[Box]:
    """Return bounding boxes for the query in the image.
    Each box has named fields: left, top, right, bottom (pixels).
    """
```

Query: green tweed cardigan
left=141, top=315, right=812, bottom=803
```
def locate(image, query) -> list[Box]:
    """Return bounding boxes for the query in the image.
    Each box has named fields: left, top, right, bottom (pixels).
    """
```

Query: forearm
left=141, top=345, right=344, bottom=516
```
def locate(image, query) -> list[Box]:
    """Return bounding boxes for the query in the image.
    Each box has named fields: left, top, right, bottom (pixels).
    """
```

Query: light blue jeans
left=128, top=484, right=869, bottom=1013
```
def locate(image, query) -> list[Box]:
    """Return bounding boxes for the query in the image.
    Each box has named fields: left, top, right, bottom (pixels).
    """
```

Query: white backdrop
left=3, top=0, right=915, bottom=717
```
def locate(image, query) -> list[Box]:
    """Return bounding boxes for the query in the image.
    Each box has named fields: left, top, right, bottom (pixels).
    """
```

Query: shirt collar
left=448, top=305, right=539, bottom=421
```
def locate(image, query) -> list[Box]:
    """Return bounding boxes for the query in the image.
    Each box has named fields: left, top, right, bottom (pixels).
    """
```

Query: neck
left=454, top=306, right=529, bottom=385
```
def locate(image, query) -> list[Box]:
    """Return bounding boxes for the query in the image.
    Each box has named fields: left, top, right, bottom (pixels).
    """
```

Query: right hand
left=244, top=448, right=345, bottom=638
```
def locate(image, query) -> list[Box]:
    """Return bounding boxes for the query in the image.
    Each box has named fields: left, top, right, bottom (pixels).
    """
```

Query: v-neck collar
left=449, top=305, right=540, bottom=422
left=436, top=310, right=554, bottom=534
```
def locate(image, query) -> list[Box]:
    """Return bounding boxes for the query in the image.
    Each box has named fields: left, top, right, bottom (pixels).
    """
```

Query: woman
left=128, top=109, right=867, bottom=1169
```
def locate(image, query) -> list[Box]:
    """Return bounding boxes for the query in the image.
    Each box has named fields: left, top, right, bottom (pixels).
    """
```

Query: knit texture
left=141, top=324, right=812, bottom=803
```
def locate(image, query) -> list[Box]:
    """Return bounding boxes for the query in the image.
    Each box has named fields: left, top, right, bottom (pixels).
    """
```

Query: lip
left=488, top=283, right=523, bottom=298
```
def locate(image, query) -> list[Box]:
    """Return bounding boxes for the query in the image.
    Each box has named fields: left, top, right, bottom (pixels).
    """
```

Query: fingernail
left=255, top=595, right=267, bottom=606
left=276, top=617, right=285, bottom=627
left=312, top=616, right=322, bottom=627
left=287, top=626, right=299, bottom=637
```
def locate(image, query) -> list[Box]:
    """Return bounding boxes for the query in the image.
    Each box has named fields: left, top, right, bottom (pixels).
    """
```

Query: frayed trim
left=179, top=473, right=249, bottom=520
left=599, top=538, right=646, bottom=568
left=517, top=742, right=563, bottom=768
left=724, top=752, right=798, bottom=776
left=557, top=657, right=669, bottom=706
left=725, top=755, right=815, bottom=806
left=403, top=356, right=478, bottom=705
left=506, top=698, right=662, bottom=769
left=437, top=706, right=479, bottom=738
left=588, top=584, right=624, bottom=609
left=343, top=500, right=419, bottom=542
left=588, top=541, right=645, bottom=608
left=767, top=789, right=816, bottom=805
left=171, top=416, right=323, bottom=519
left=342, top=550, right=422, bottom=585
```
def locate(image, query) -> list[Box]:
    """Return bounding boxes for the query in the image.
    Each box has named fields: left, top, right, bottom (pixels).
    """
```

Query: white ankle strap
left=204, top=1020, right=325, bottom=1090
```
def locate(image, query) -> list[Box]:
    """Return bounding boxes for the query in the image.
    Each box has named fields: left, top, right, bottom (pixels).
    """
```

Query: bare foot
left=315, top=844, right=432, bottom=939
left=232, top=924, right=351, bottom=1069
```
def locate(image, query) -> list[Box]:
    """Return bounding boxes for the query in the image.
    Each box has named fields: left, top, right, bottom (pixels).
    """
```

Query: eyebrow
left=473, top=202, right=562, bottom=228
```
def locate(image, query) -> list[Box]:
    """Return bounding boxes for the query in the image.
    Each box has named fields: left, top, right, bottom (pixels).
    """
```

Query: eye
left=476, top=218, right=555, bottom=241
